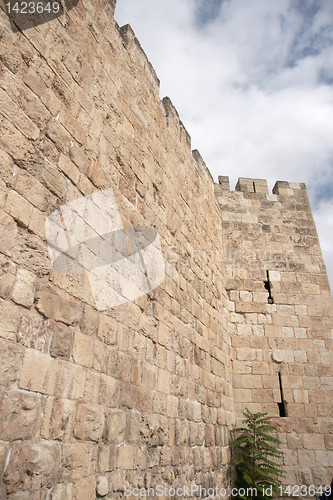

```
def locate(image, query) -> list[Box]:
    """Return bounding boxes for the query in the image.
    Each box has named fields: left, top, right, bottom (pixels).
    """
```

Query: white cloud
left=115, top=0, right=333, bottom=289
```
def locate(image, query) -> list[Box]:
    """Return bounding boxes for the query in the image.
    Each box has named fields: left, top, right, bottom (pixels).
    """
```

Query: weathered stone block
left=235, top=178, right=254, bottom=193
left=49, top=482, right=73, bottom=500
left=135, top=386, right=153, bottom=412
left=49, top=320, right=73, bottom=359
left=0, top=391, right=40, bottom=441
left=0, top=116, right=35, bottom=164
left=72, top=332, right=94, bottom=367
left=315, top=450, right=331, bottom=466
left=23, top=67, right=47, bottom=98
left=4, top=442, right=60, bottom=494
left=293, top=388, right=309, bottom=403
left=324, top=434, right=333, bottom=449
left=5, top=190, right=34, bottom=228
left=0, top=255, right=16, bottom=300
left=157, top=368, right=171, bottom=393
left=56, top=361, right=86, bottom=400
left=80, top=304, right=99, bottom=336
left=99, top=374, right=119, bottom=407
left=103, top=411, right=126, bottom=444
left=58, top=153, right=80, bottom=185
left=272, top=349, right=294, bottom=362
left=69, top=143, right=90, bottom=173
left=46, top=119, right=72, bottom=155
left=41, top=397, right=75, bottom=441
left=236, top=348, right=256, bottom=361
left=15, top=169, right=53, bottom=211
left=74, top=404, right=104, bottom=442
left=73, top=477, right=96, bottom=500
left=97, top=314, right=117, bottom=345
left=0, top=211, right=17, bottom=256
left=0, top=338, right=24, bottom=386
left=117, top=445, right=137, bottom=470
left=296, top=468, right=313, bottom=486
left=0, top=0, right=332, bottom=490
left=96, top=476, right=109, bottom=497
left=36, top=285, right=82, bottom=326
left=16, top=313, right=50, bottom=352
left=0, top=442, right=8, bottom=473
left=19, top=349, right=59, bottom=395
left=286, top=434, right=303, bottom=449
left=11, top=268, right=37, bottom=307
left=303, top=433, right=325, bottom=450
left=62, top=442, right=97, bottom=480
left=39, top=161, right=67, bottom=198
left=158, top=322, right=170, bottom=347
left=166, top=395, right=178, bottom=418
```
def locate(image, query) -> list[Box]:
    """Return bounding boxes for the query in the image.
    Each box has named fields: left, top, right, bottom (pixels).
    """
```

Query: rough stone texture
left=11, top=268, right=37, bottom=307
left=3, top=442, right=60, bottom=494
left=16, top=312, right=51, bottom=353
left=103, top=410, right=126, bottom=444
left=41, top=397, right=76, bottom=441
left=0, top=391, right=41, bottom=441
left=73, top=404, right=105, bottom=442
left=0, top=0, right=332, bottom=497
left=49, top=320, right=73, bottom=359
left=35, top=285, right=82, bottom=326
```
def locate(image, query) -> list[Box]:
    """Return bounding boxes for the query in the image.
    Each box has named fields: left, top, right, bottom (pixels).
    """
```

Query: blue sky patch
left=195, top=0, right=224, bottom=26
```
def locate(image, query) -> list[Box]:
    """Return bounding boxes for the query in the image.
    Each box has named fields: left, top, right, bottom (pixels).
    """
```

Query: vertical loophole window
left=264, top=270, right=274, bottom=304
left=277, top=372, right=287, bottom=417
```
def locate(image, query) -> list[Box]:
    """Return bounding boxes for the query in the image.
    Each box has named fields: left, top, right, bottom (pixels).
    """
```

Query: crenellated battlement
left=218, top=175, right=307, bottom=196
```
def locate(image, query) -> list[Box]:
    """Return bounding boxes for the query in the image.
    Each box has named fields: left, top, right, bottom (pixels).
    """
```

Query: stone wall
left=0, top=1, right=233, bottom=498
left=0, top=0, right=332, bottom=498
left=216, top=177, right=333, bottom=486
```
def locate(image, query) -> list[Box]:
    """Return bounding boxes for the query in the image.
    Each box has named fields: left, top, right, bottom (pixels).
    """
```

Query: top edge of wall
left=113, top=8, right=214, bottom=184
left=192, top=149, right=215, bottom=184
left=117, top=23, right=160, bottom=90
left=107, top=0, right=117, bottom=17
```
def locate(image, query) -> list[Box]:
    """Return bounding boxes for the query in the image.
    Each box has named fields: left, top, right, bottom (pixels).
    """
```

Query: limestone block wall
left=216, top=177, right=333, bottom=486
left=1, top=0, right=333, bottom=497
left=0, top=1, right=235, bottom=498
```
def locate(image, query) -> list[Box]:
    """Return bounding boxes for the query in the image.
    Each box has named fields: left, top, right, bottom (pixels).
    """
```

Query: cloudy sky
left=115, top=0, right=333, bottom=289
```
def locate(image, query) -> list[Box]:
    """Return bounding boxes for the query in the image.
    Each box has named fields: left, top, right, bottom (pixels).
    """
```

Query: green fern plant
left=230, top=409, right=285, bottom=500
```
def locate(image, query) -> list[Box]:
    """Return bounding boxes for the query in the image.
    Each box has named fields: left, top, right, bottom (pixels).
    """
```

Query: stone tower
left=0, top=0, right=332, bottom=498
left=216, top=177, right=333, bottom=486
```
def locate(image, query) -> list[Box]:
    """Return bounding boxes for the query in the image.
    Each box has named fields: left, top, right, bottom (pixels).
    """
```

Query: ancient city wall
left=216, top=177, right=333, bottom=486
left=0, top=0, right=332, bottom=498
left=0, top=0, right=234, bottom=497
